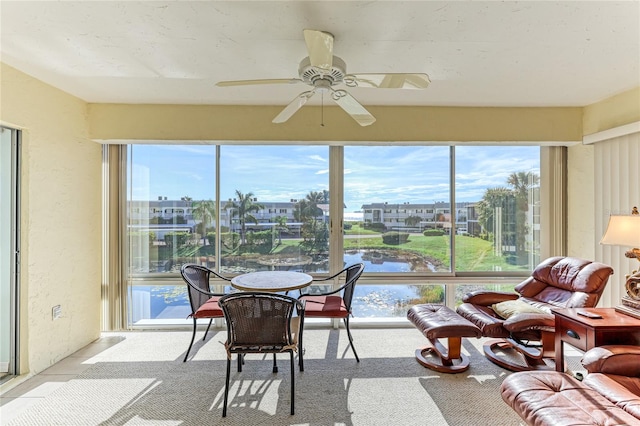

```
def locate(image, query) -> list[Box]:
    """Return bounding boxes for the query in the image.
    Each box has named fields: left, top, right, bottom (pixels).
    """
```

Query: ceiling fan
left=215, top=29, right=430, bottom=127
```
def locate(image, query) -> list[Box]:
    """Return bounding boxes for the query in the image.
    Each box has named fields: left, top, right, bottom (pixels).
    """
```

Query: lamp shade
left=600, top=215, right=640, bottom=247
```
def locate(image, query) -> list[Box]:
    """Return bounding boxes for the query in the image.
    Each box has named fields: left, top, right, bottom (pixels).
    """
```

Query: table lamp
left=600, top=206, right=640, bottom=318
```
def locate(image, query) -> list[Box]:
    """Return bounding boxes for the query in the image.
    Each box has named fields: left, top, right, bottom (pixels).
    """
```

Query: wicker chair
left=218, top=292, right=305, bottom=417
left=299, top=263, right=364, bottom=362
left=180, top=263, right=231, bottom=362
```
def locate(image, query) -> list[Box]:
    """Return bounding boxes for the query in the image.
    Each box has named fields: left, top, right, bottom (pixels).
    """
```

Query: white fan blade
left=330, top=89, right=376, bottom=127
left=346, top=73, right=430, bottom=89
left=216, top=78, right=302, bottom=87
left=303, top=29, right=334, bottom=71
left=272, top=90, right=315, bottom=124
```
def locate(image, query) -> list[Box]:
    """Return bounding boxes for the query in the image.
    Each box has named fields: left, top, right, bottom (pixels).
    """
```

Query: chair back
left=218, top=292, right=303, bottom=350
left=341, top=263, right=365, bottom=311
left=516, top=256, right=614, bottom=308
left=180, top=263, right=228, bottom=314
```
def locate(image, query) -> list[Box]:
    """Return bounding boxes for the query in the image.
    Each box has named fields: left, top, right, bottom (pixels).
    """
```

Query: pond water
left=351, top=284, right=421, bottom=317
left=133, top=249, right=437, bottom=322
left=134, top=281, right=423, bottom=322
left=343, top=251, right=413, bottom=272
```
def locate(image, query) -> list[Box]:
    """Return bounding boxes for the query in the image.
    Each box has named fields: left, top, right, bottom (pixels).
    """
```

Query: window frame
left=105, top=143, right=565, bottom=328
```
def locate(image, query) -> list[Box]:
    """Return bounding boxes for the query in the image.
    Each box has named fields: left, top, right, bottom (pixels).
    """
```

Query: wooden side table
left=552, top=307, right=640, bottom=372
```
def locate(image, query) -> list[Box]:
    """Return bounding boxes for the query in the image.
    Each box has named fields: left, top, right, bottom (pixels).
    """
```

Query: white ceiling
left=1, top=1, right=639, bottom=107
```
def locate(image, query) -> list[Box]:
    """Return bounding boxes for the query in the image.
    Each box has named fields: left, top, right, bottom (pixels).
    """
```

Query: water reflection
left=134, top=249, right=443, bottom=322
left=219, top=249, right=436, bottom=274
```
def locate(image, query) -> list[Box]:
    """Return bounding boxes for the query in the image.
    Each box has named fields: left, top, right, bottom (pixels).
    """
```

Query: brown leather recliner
left=501, top=345, right=640, bottom=425
left=456, top=256, right=614, bottom=371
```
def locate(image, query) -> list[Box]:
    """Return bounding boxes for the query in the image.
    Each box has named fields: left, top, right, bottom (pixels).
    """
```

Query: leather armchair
left=501, top=345, right=640, bottom=425
left=456, top=256, right=613, bottom=371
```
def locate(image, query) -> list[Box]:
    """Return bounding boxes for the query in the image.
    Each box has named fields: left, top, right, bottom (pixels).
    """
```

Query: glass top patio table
left=230, top=271, right=313, bottom=293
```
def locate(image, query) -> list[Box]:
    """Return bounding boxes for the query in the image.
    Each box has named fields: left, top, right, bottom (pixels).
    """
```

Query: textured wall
left=0, top=63, right=101, bottom=375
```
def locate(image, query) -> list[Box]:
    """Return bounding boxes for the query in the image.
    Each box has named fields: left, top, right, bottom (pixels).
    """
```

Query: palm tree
left=294, top=191, right=328, bottom=255
left=274, top=215, right=289, bottom=244
left=225, top=190, right=264, bottom=245
left=507, top=171, right=540, bottom=255
left=293, top=191, right=325, bottom=222
left=476, top=187, right=512, bottom=236
left=191, top=199, right=216, bottom=245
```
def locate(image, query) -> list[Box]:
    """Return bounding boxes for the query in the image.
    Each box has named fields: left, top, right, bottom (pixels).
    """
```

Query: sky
left=130, top=144, right=540, bottom=212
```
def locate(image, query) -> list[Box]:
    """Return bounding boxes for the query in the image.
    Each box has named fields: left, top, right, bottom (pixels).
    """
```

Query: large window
left=219, top=145, right=330, bottom=274
left=454, top=145, right=540, bottom=272
left=345, top=146, right=452, bottom=273
left=123, top=144, right=543, bottom=325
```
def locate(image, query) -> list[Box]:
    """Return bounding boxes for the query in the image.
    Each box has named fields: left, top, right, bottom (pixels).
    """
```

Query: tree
left=225, top=190, right=264, bottom=245
left=294, top=191, right=328, bottom=255
left=274, top=215, right=289, bottom=244
left=476, top=187, right=513, bottom=237
left=294, top=191, right=325, bottom=220
left=192, top=199, right=216, bottom=245
left=507, top=171, right=540, bottom=255
left=404, top=215, right=422, bottom=227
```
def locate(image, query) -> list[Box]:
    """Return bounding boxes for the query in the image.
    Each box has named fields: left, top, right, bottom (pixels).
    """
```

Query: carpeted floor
left=3, top=328, right=585, bottom=426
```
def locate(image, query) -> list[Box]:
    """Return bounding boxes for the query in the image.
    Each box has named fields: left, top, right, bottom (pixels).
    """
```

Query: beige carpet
left=5, top=328, right=584, bottom=426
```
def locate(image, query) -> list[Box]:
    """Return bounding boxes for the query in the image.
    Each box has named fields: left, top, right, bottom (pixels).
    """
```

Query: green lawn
left=343, top=233, right=528, bottom=272
left=344, top=223, right=379, bottom=235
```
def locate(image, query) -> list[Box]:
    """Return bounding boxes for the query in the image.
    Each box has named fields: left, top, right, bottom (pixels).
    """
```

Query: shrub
left=423, top=229, right=445, bottom=237
left=128, top=231, right=156, bottom=243
left=164, top=231, right=190, bottom=247
left=245, top=230, right=273, bottom=253
left=221, top=232, right=240, bottom=250
left=382, top=231, right=409, bottom=245
left=364, top=222, right=387, bottom=232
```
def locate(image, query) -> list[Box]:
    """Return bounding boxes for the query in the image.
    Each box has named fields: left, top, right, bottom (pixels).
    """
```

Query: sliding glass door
left=0, top=126, right=20, bottom=381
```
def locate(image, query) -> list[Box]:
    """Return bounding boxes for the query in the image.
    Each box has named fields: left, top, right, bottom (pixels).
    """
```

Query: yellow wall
left=583, top=87, right=640, bottom=135
left=89, top=104, right=583, bottom=143
left=0, top=63, right=102, bottom=376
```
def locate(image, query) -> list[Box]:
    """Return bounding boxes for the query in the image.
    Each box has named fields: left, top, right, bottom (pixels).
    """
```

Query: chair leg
left=289, top=351, right=295, bottom=415
left=183, top=317, right=198, bottom=362
left=343, top=317, right=360, bottom=362
left=202, top=318, right=213, bottom=341
left=298, top=324, right=304, bottom=372
left=272, top=353, right=278, bottom=373
left=237, top=354, right=243, bottom=372
left=223, top=357, right=231, bottom=417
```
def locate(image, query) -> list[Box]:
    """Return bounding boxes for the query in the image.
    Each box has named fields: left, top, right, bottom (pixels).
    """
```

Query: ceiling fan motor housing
left=298, top=56, right=347, bottom=88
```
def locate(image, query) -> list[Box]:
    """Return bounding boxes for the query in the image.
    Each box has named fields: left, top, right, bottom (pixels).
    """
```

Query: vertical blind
left=595, top=132, right=640, bottom=307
